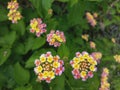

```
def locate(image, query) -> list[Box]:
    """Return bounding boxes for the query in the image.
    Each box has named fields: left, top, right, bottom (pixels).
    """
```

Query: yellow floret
left=53, top=61, right=60, bottom=68
left=80, top=71, right=87, bottom=78
left=87, top=57, right=93, bottom=63
left=48, top=71, right=55, bottom=79
left=79, top=57, right=84, bottom=62
left=91, top=60, right=97, bottom=65
left=83, top=53, right=89, bottom=59
left=89, top=65, right=95, bottom=71
left=73, top=57, right=80, bottom=64
left=36, top=66, right=43, bottom=73
left=73, top=64, right=79, bottom=69
left=51, top=38, right=55, bottom=43
left=104, top=68, right=109, bottom=74
left=56, top=36, right=63, bottom=42
left=47, top=56, right=53, bottom=63
left=40, top=56, right=46, bottom=63
left=43, top=71, right=49, bottom=78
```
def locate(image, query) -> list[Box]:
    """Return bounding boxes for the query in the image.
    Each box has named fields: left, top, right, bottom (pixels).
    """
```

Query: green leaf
left=25, top=51, right=41, bottom=68
left=112, top=77, right=120, bottom=90
left=42, top=0, right=54, bottom=11
left=32, top=82, right=43, bottom=90
left=67, top=0, right=98, bottom=29
left=50, top=75, right=65, bottom=90
left=14, top=43, right=25, bottom=55
left=24, top=37, right=34, bottom=54
left=57, top=0, right=69, bottom=2
left=57, top=44, right=69, bottom=58
left=22, top=8, right=38, bottom=23
left=14, top=62, right=30, bottom=85
left=46, top=18, right=58, bottom=32
left=69, top=0, right=78, bottom=7
left=86, top=73, right=100, bottom=90
left=67, top=1, right=88, bottom=28
left=0, top=48, right=11, bottom=66
left=0, top=7, right=8, bottom=22
left=10, top=20, right=26, bottom=36
left=23, top=37, right=46, bottom=54
left=0, top=24, right=9, bottom=36
left=14, top=85, right=32, bottom=90
left=0, top=72, right=7, bottom=87
left=29, top=0, right=53, bottom=17
left=29, top=0, right=43, bottom=17
left=0, top=31, right=16, bottom=47
left=32, top=37, right=46, bottom=50
left=87, top=0, right=103, bottom=2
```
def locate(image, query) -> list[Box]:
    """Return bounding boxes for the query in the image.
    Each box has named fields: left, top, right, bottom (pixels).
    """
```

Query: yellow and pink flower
left=86, top=12, right=97, bottom=27
left=7, top=0, right=22, bottom=23
left=99, top=68, right=110, bottom=90
left=82, top=34, right=89, bottom=41
left=90, top=41, right=96, bottom=49
left=114, top=54, right=120, bottom=63
left=47, top=30, right=66, bottom=47
left=30, top=18, right=47, bottom=37
left=34, top=52, right=64, bottom=83
left=70, top=51, right=97, bottom=81
left=91, top=52, right=102, bottom=63
left=7, top=0, right=19, bottom=10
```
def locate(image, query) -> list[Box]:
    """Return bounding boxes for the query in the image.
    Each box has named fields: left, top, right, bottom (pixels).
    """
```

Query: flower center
left=42, top=62, right=53, bottom=71
left=79, top=60, right=91, bottom=71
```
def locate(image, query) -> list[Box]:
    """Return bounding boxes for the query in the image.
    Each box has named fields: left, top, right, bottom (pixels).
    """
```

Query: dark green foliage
left=0, top=0, right=120, bottom=90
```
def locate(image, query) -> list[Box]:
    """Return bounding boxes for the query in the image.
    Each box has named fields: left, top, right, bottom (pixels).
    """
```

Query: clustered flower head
left=47, top=30, right=66, bottom=47
left=86, top=12, right=97, bottom=27
left=99, top=68, right=110, bottom=90
left=82, top=34, right=89, bottom=41
left=91, top=52, right=102, bottom=63
left=30, top=18, right=47, bottom=37
left=70, top=52, right=97, bottom=81
left=34, top=52, right=64, bottom=83
left=114, top=55, right=120, bottom=63
left=90, top=41, right=96, bottom=49
left=7, top=0, right=22, bottom=23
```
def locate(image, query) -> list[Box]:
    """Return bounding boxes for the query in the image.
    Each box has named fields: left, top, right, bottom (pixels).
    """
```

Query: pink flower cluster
left=34, top=52, right=65, bottom=83
left=30, top=18, right=47, bottom=37
left=91, top=52, right=102, bottom=63
left=7, top=0, right=19, bottom=10
left=99, top=68, right=110, bottom=90
left=7, top=0, right=22, bottom=23
left=86, top=12, right=97, bottom=27
left=70, top=52, right=97, bottom=81
left=47, top=30, right=66, bottom=47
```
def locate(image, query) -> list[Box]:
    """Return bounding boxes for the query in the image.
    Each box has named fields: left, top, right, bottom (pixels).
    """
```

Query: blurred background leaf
left=13, top=62, right=30, bottom=85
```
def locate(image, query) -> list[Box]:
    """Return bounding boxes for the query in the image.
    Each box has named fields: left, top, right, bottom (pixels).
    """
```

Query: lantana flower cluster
left=70, top=52, right=97, bottom=81
left=99, top=68, right=110, bottom=90
left=30, top=18, right=47, bottom=37
left=82, top=34, right=89, bottom=41
left=34, top=52, right=64, bottom=83
left=86, top=12, right=97, bottom=27
left=114, top=55, right=120, bottom=63
left=91, top=52, right=102, bottom=63
left=7, top=0, right=22, bottom=23
left=47, top=30, right=66, bottom=47
left=90, top=41, right=96, bottom=49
